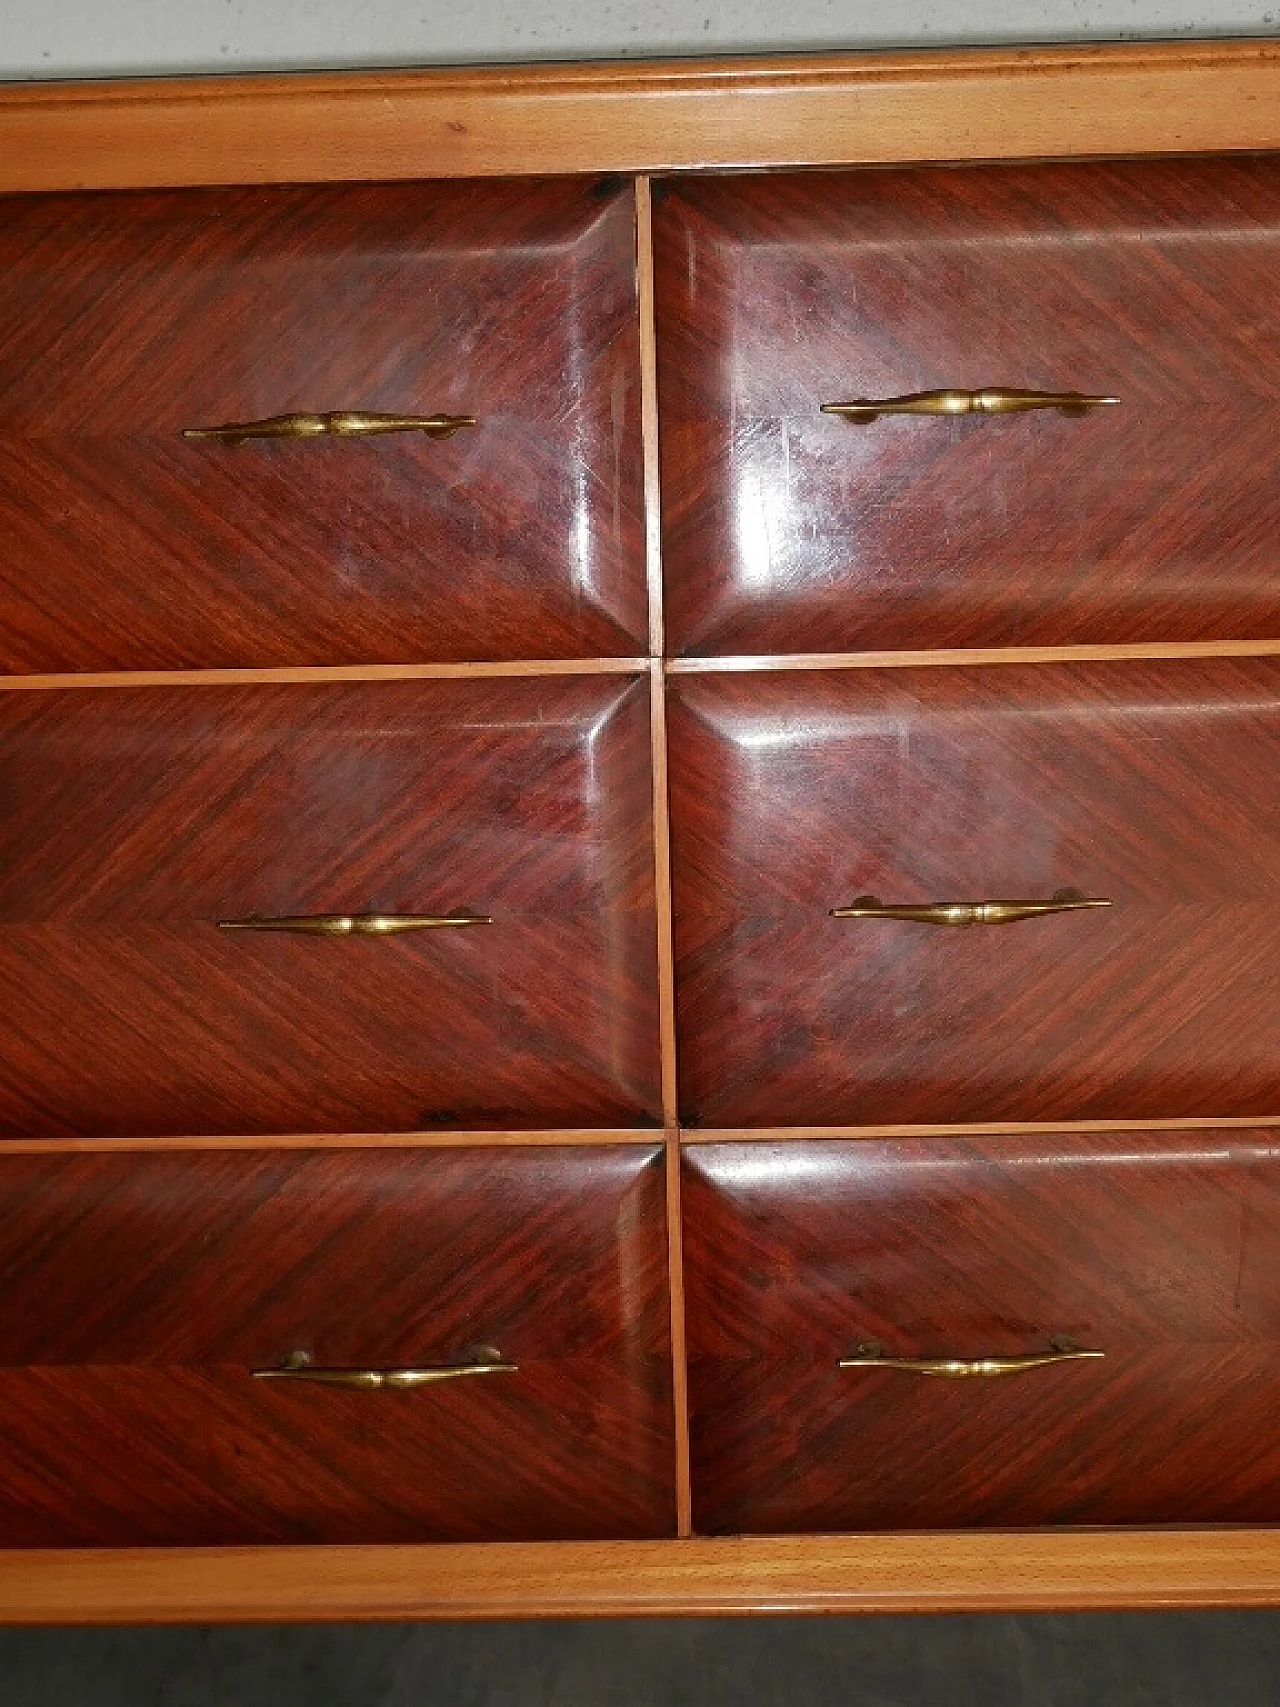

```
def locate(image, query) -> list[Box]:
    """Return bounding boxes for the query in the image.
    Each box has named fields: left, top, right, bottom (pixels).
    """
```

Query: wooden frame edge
left=0, top=658, right=648, bottom=691
left=666, top=641, right=1280, bottom=673
left=684, top=1117, right=1280, bottom=1143
left=0, top=1130, right=663, bottom=1155
left=0, top=39, right=1277, bottom=192
left=2, top=1530, right=1280, bottom=1622
left=665, top=1138, right=693, bottom=1537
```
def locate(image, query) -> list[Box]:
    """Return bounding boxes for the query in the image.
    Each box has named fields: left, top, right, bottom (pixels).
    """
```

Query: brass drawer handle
left=831, top=889, right=1111, bottom=927
left=218, top=912, right=492, bottom=937
left=841, top=1337, right=1104, bottom=1379
left=253, top=1346, right=516, bottom=1389
left=183, top=411, right=477, bottom=444
left=821, top=389, right=1118, bottom=424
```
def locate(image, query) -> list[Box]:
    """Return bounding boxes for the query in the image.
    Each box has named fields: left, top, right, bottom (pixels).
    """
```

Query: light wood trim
left=0, top=658, right=647, bottom=692
left=3, top=1529, right=1280, bottom=1622
left=636, top=178, right=664, bottom=660
left=686, top=1117, right=1280, bottom=1143
left=665, top=1137, right=693, bottom=1537
left=6, top=1120, right=1272, bottom=1155
left=0, top=1129, right=660, bottom=1156
left=0, top=42, right=1277, bottom=192
left=5, top=648, right=1273, bottom=691
left=668, top=640, right=1280, bottom=675
left=649, top=660, right=680, bottom=1127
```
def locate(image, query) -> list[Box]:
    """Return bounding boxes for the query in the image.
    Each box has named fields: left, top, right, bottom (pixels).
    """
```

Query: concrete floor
left=0, top=1613, right=1277, bottom=1704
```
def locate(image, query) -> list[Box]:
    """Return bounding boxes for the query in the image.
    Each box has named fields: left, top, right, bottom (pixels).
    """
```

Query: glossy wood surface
left=2, top=48, right=1279, bottom=1624
left=685, top=1131, right=1280, bottom=1533
left=669, top=660, right=1280, bottom=1127
left=656, top=158, right=1280, bottom=656
left=0, top=43, right=1276, bottom=190
left=0, top=1144, right=673, bottom=1545
left=0, top=179, right=645, bottom=671
left=0, top=676, right=662, bottom=1135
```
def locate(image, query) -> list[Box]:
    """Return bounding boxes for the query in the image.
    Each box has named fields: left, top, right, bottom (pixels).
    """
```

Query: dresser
left=0, top=39, right=1278, bottom=1621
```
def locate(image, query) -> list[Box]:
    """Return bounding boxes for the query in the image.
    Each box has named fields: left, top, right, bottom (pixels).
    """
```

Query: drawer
left=684, top=1132, right=1280, bottom=1532
left=0, top=675, right=661, bottom=1135
left=0, top=1144, right=674, bottom=1545
left=669, top=660, right=1280, bottom=1127
left=656, top=159, right=1280, bottom=656
left=0, top=179, right=645, bottom=670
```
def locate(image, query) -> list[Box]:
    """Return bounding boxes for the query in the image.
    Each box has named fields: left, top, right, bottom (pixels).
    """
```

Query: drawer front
left=669, top=661, right=1280, bottom=1127
left=0, top=1145, right=674, bottom=1545
left=0, top=179, right=645, bottom=670
left=0, top=676, right=661, bottom=1135
left=685, top=1133, right=1280, bottom=1533
left=656, top=159, right=1280, bottom=656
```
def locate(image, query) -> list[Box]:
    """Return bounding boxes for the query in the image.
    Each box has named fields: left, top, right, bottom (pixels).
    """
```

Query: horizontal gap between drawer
left=9, top=1122, right=1275, bottom=1153
left=5, top=647, right=1276, bottom=691
left=685, top=1116, right=1280, bottom=1142
left=0, top=1129, right=665, bottom=1155
left=667, top=641, right=1280, bottom=674
left=0, top=658, right=650, bottom=692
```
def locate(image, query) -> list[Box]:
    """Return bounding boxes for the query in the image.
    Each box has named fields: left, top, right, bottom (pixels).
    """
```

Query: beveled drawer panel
left=0, top=1144, right=674, bottom=1546
left=669, top=660, right=1280, bottom=1127
left=685, top=1132, right=1280, bottom=1534
left=656, top=159, right=1280, bottom=656
left=0, top=179, right=645, bottom=670
left=0, top=675, right=662, bottom=1135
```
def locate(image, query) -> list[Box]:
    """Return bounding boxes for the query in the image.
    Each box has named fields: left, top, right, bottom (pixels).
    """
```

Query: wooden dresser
left=0, top=38, right=1278, bottom=1621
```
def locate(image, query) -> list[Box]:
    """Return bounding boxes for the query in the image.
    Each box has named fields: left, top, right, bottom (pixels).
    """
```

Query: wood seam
left=649, top=690, right=679, bottom=1124
left=0, top=1130, right=662, bottom=1156
left=636, top=178, right=664, bottom=661
left=665, top=1136, right=693, bottom=1537
left=0, top=658, right=648, bottom=692
left=636, top=184, right=688, bottom=1543
left=5, top=646, right=1277, bottom=693
left=666, top=641, right=1280, bottom=674
left=682, top=1116, right=1280, bottom=1143
left=5, top=1117, right=1277, bottom=1155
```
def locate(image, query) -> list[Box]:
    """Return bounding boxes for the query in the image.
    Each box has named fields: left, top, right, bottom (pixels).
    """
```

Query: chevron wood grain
left=0, top=1144, right=674, bottom=1545
left=684, top=1131, right=1280, bottom=1533
left=0, top=676, right=662, bottom=1135
left=655, top=158, right=1280, bottom=657
left=0, top=178, right=645, bottom=671
left=669, top=659, right=1280, bottom=1127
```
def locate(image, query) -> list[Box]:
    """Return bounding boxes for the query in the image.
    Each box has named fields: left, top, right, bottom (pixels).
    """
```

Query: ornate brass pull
left=183, top=411, right=477, bottom=444
left=821, top=389, right=1118, bottom=424
left=841, top=1337, right=1104, bottom=1379
left=253, top=1347, right=516, bottom=1389
left=218, top=913, right=492, bottom=937
left=831, top=889, right=1111, bottom=927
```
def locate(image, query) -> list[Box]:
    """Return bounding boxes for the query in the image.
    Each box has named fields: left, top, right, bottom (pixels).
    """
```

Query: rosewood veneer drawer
left=656, top=159, right=1280, bottom=655
left=0, top=675, right=662, bottom=1135
left=0, top=179, right=645, bottom=671
left=0, top=1145, right=674, bottom=1546
left=669, top=660, right=1280, bottom=1127
left=685, top=1132, right=1280, bottom=1533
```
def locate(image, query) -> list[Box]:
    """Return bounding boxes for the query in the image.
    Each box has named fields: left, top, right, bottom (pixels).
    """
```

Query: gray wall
left=0, top=0, right=1274, bottom=80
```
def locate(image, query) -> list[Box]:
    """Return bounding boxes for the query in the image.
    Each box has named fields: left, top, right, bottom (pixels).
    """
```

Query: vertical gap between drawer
left=636, top=179, right=688, bottom=1526
left=649, top=656, right=690, bottom=1529
left=665, top=1134, right=693, bottom=1537
left=636, top=176, right=664, bottom=661
left=648, top=658, right=680, bottom=1127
